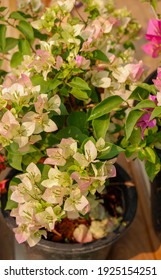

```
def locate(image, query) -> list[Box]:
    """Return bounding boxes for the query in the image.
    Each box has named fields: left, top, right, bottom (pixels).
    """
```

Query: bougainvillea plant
left=121, top=0, right=161, bottom=181
left=0, top=0, right=145, bottom=246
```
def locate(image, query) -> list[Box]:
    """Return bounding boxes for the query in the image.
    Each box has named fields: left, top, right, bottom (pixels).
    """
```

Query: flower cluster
left=0, top=0, right=146, bottom=246
left=9, top=138, right=117, bottom=246
left=121, top=1, right=161, bottom=181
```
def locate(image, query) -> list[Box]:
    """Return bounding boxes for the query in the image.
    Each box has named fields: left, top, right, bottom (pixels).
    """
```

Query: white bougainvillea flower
left=84, top=140, right=97, bottom=162
left=71, top=171, right=94, bottom=193
left=26, top=229, right=47, bottom=247
left=2, top=82, right=40, bottom=108
left=35, top=206, right=57, bottom=231
left=17, top=0, right=43, bottom=12
left=49, top=0, right=75, bottom=13
left=73, top=224, right=93, bottom=243
left=58, top=138, right=77, bottom=158
left=41, top=166, right=72, bottom=188
left=22, top=111, right=58, bottom=133
left=0, top=110, right=20, bottom=140
left=46, top=95, right=61, bottom=114
left=26, top=162, right=42, bottom=182
left=80, top=38, right=96, bottom=52
left=10, top=185, right=27, bottom=204
left=13, top=223, right=32, bottom=244
left=44, top=138, right=77, bottom=166
left=14, top=121, right=35, bottom=148
left=34, top=94, right=61, bottom=115
left=44, top=148, right=66, bottom=166
left=91, top=70, right=111, bottom=88
left=35, top=205, right=65, bottom=231
left=73, top=140, right=98, bottom=168
left=64, top=188, right=89, bottom=213
left=42, top=186, right=65, bottom=206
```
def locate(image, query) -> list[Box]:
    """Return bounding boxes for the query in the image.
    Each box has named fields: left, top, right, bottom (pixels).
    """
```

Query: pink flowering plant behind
left=121, top=0, right=161, bottom=181
left=0, top=0, right=145, bottom=246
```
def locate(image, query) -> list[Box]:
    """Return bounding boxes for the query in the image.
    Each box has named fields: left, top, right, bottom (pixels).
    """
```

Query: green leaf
left=38, top=163, right=51, bottom=181
left=129, top=83, right=156, bottom=100
left=67, top=111, right=88, bottom=132
left=0, top=24, right=7, bottom=50
left=125, top=110, right=144, bottom=140
left=5, top=188, right=18, bottom=210
left=31, top=75, right=62, bottom=93
left=68, top=77, right=91, bottom=91
left=92, top=115, right=110, bottom=140
left=0, top=7, right=7, bottom=12
left=98, top=143, right=124, bottom=160
left=0, top=59, right=3, bottom=67
left=9, top=11, right=27, bottom=20
left=145, top=158, right=160, bottom=181
left=150, top=106, right=161, bottom=120
left=70, top=88, right=89, bottom=101
left=10, top=51, right=23, bottom=67
left=133, top=99, right=156, bottom=110
left=88, top=95, right=123, bottom=121
left=16, top=20, right=34, bottom=40
left=4, top=37, right=18, bottom=52
left=18, top=38, right=31, bottom=55
left=8, top=153, right=23, bottom=171
left=92, top=50, right=109, bottom=62
left=144, top=147, right=156, bottom=164
left=5, top=177, right=21, bottom=210
left=56, top=126, right=88, bottom=144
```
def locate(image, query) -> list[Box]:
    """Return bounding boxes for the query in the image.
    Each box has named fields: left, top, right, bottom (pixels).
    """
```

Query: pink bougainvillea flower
left=142, top=19, right=161, bottom=58
left=127, top=60, right=144, bottom=82
left=136, top=113, right=156, bottom=139
left=75, top=55, right=90, bottom=70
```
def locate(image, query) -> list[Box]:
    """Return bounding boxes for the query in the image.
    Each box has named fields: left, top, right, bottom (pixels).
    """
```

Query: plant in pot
left=0, top=0, right=144, bottom=259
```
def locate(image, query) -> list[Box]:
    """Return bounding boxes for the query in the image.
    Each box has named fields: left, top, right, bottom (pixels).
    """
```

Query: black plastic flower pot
left=1, top=164, right=137, bottom=260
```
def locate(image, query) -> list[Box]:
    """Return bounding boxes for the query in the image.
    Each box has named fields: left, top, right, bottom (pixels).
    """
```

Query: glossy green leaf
left=92, top=50, right=109, bottom=62
left=56, top=126, right=88, bottom=144
left=70, top=88, right=89, bottom=101
left=9, top=11, right=27, bottom=20
left=150, top=106, right=161, bottom=120
left=125, top=110, right=144, bottom=140
left=0, top=7, right=7, bottom=12
left=88, top=95, right=123, bottom=121
left=69, top=77, right=91, bottom=91
left=92, top=115, right=110, bottom=139
left=18, top=38, right=31, bottom=55
left=133, top=99, right=156, bottom=110
left=16, top=20, right=34, bottom=40
left=8, top=153, right=23, bottom=170
left=5, top=37, right=18, bottom=52
left=145, top=158, right=161, bottom=182
left=10, top=51, right=23, bottom=67
left=129, top=83, right=156, bottom=100
left=144, top=147, right=156, bottom=164
left=98, top=143, right=124, bottom=160
left=31, top=75, right=62, bottom=93
left=0, top=24, right=7, bottom=50
left=67, top=111, right=88, bottom=132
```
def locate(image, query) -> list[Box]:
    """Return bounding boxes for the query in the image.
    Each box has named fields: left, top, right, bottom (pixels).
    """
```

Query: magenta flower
left=137, top=113, right=156, bottom=139
left=142, top=19, right=161, bottom=58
